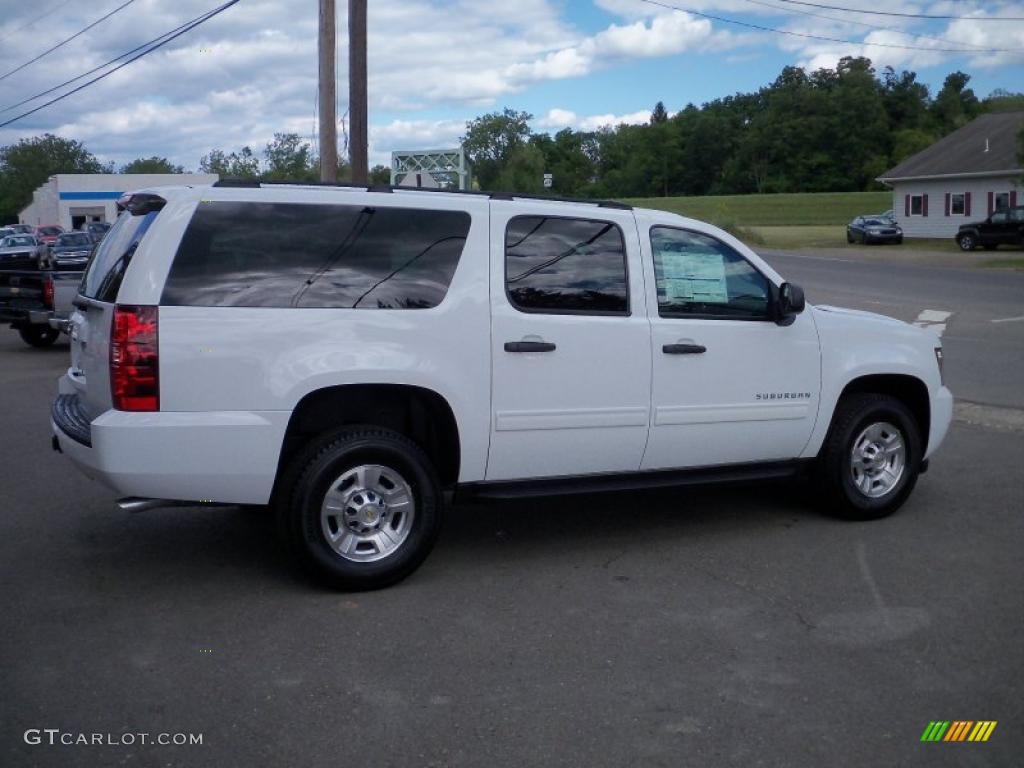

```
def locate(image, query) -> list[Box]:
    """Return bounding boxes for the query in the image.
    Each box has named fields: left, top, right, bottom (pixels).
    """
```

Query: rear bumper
left=50, top=383, right=290, bottom=505
left=0, top=308, right=51, bottom=326
left=926, top=386, right=954, bottom=459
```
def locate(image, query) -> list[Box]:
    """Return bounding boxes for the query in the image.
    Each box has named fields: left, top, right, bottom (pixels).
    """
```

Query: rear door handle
left=504, top=341, right=556, bottom=353
left=662, top=343, right=706, bottom=354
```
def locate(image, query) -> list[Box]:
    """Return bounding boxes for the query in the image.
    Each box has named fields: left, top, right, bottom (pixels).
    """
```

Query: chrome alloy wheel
left=320, top=464, right=415, bottom=562
left=850, top=421, right=906, bottom=499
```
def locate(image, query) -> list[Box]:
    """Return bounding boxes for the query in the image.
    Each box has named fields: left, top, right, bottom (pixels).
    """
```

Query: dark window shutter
left=904, top=194, right=910, bottom=217
left=922, top=194, right=928, bottom=217
left=988, top=192, right=994, bottom=215
left=944, top=193, right=951, bottom=216
left=1012, top=191, right=1018, bottom=209
left=965, top=192, right=971, bottom=216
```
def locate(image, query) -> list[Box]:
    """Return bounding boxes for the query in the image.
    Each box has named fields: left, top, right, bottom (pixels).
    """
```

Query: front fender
left=800, top=306, right=944, bottom=459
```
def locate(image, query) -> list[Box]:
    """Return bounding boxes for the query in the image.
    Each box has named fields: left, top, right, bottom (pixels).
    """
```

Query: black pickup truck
left=0, top=260, right=84, bottom=348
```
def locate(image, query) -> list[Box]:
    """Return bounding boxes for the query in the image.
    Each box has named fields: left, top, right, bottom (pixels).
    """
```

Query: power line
left=738, top=0, right=1006, bottom=52
left=0, top=0, right=139, bottom=84
left=0, top=0, right=75, bottom=45
left=0, top=6, right=231, bottom=116
left=0, top=0, right=241, bottom=129
left=637, top=0, right=1024, bottom=53
left=771, top=0, right=1024, bottom=21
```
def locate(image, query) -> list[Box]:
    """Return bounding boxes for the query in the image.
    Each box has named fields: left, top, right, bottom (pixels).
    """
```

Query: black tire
left=816, top=393, right=921, bottom=520
left=276, top=425, right=443, bottom=590
left=18, top=325, right=59, bottom=347
left=957, top=233, right=975, bottom=251
left=846, top=230, right=854, bottom=244
left=895, top=237, right=903, bottom=245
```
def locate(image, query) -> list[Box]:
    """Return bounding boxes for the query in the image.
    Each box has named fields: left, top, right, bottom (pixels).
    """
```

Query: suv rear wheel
left=277, top=426, right=443, bottom=590
left=18, top=325, right=59, bottom=347
left=957, top=233, right=976, bottom=251
left=817, top=393, right=921, bottom=520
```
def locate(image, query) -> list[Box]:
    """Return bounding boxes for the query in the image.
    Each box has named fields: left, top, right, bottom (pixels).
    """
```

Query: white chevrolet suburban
left=51, top=183, right=953, bottom=589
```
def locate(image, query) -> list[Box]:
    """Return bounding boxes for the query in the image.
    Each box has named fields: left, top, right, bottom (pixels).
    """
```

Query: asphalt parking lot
left=2, top=251, right=1023, bottom=767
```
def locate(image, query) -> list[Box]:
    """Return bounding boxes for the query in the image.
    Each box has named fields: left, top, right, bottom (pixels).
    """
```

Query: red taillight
left=42, top=278, right=54, bottom=309
left=110, top=305, right=159, bottom=411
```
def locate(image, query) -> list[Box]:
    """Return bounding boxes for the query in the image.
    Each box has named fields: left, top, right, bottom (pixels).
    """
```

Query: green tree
left=120, top=156, right=184, bottom=174
left=461, top=108, right=533, bottom=189
left=0, top=134, right=103, bottom=221
left=932, top=71, right=980, bottom=134
left=828, top=57, right=890, bottom=190
left=983, top=89, right=1024, bottom=113
left=199, top=146, right=260, bottom=178
left=369, top=164, right=391, bottom=185
left=530, top=128, right=599, bottom=196
left=263, top=133, right=316, bottom=181
left=650, top=101, right=669, bottom=124
left=494, top=143, right=546, bottom=193
left=198, top=149, right=228, bottom=175
left=890, top=128, right=935, bottom=165
left=881, top=67, right=930, bottom=131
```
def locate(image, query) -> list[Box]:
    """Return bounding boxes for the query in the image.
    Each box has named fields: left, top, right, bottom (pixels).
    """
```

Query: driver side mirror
left=775, top=282, right=805, bottom=326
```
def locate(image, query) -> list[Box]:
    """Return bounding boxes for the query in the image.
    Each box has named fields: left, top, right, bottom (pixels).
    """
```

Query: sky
left=0, top=0, right=1022, bottom=171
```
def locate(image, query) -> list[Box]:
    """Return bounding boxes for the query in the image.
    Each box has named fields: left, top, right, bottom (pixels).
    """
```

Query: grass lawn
left=621, top=191, right=892, bottom=227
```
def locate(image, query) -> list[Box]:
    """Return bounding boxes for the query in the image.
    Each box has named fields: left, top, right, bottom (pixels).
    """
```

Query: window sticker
left=658, top=251, right=728, bottom=304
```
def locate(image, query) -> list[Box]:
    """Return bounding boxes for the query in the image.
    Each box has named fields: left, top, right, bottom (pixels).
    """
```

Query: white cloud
left=536, top=108, right=653, bottom=132
left=584, top=11, right=714, bottom=58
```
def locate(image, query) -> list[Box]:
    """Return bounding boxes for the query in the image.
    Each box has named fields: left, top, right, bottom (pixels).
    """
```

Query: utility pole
left=318, top=0, right=337, bottom=182
left=348, top=0, right=368, bottom=184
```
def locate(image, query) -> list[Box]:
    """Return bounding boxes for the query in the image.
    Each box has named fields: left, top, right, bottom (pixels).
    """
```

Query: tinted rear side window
left=80, top=210, right=159, bottom=302
left=505, top=216, right=628, bottom=314
left=161, top=202, right=471, bottom=309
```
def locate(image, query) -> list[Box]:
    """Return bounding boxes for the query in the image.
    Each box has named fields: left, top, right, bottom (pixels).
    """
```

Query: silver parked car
left=0, top=234, right=49, bottom=270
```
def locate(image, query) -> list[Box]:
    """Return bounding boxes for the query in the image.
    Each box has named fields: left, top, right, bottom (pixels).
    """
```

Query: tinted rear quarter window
left=161, top=202, right=471, bottom=309
left=505, top=215, right=628, bottom=314
left=80, top=210, right=159, bottom=302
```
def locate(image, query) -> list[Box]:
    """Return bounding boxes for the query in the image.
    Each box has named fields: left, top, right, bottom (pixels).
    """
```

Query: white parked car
left=51, top=183, right=953, bottom=589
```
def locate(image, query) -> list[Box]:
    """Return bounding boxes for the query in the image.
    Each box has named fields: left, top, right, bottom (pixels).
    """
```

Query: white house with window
left=878, top=111, right=1022, bottom=239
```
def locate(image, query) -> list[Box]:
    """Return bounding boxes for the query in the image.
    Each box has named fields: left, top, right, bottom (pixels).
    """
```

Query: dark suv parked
left=50, top=232, right=95, bottom=269
left=956, top=206, right=1024, bottom=251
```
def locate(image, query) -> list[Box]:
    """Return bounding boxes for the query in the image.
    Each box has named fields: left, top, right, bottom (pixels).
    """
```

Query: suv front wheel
left=957, top=233, right=976, bottom=251
left=278, top=426, right=443, bottom=590
left=818, top=393, right=921, bottom=520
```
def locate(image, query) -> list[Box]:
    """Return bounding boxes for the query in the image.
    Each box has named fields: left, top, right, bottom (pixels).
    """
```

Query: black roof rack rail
left=210, top=178, right=632, bottom=209
left=212, top=178, right=260, bottom=187
left=488, top=190, right=629, bottom=208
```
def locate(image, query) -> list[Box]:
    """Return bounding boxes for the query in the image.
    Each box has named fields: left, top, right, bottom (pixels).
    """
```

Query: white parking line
left=913, top=309, right=952, bottom=337
left=915, top=310, right=952, bottom=324
left=991, top=315, right=1024, bottom=324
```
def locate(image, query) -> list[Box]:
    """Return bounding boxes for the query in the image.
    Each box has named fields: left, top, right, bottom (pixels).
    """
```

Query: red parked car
left=34, top=225, right=64, bottom=246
